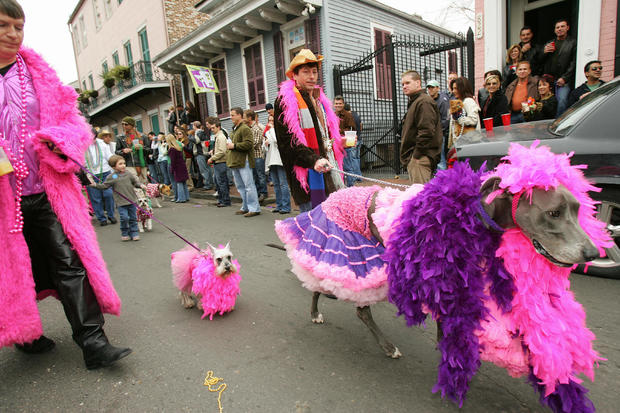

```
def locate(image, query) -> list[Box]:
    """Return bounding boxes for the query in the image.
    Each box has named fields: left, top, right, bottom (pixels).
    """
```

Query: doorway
left=508, top=0, right=579, bottom=49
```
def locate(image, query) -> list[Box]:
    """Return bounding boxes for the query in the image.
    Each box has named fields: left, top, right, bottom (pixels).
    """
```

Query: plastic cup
left=483, top=117, right=494, bottom=132
left=0, top=147, right=13, bottom=176
left=501, top=113, right=511, bottom=126
left=344, top=130, right=357, bottom=147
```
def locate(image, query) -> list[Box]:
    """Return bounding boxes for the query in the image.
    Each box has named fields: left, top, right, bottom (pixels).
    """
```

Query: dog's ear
left=206, top=242, right=216, bottom=254
left=225, top=241, right=230, bottom=250
left=480, top=177, right=516, bottom=229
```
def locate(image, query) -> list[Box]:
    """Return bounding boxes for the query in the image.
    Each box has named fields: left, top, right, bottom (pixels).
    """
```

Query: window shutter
left=212, top=60, right=229, bottom=116
left=198, top=92, right=209, bottom=121
left=374, top=28, right=392, bottom=100
left=244, top=43, right=266, bottom=109
left=304, top=15, right=322, bottom=85
left=274, top=31, right=286, bottom=84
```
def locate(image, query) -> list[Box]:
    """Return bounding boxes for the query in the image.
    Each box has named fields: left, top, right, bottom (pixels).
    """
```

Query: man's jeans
left=253, top=157, right=268, bottom=197
left=157, top=160, right=172, bottom=185
left=232, top=160, right=260, bottom=213
left=195, top=154, right=214, bottom=189
left=214, top=162, right=231, bottom=205
left=342, top=143, right=362, bottom=187
left=147, top=163, right=162, bottom=183
left=270, top=165, right=291, bottom=212
left=86, top=171, right=115, bottom=223
left=555, top=84, right=571, bottom=117
left=118, top=204, right=138, bottom=237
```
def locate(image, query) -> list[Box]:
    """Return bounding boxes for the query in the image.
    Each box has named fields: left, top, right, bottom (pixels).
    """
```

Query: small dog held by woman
left=171, top=243, right=241, bottom=320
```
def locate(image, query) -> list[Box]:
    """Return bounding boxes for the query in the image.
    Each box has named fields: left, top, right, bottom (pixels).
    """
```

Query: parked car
left=451, top=76, right=620, bottom=279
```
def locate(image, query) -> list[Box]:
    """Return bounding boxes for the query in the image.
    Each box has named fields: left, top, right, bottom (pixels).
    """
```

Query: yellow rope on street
left=204, top=370, right=227, bottom=413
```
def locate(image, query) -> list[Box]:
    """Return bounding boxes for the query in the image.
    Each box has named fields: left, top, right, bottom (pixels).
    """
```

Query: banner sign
left=185, top=64, right=219, bottom=93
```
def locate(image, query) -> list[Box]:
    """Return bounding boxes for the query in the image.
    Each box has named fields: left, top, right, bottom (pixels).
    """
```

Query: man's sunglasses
left=590, top=66, right=603, bottom=71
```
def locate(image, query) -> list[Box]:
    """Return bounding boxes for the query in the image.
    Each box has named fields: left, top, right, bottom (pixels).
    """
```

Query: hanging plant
left=88, top=89, right=99, bottom=98
left=78, top=92, right=90, bottom=104
left=111, top=65, right=131, bottom=80
left=101, top=71, right=116, bottom=88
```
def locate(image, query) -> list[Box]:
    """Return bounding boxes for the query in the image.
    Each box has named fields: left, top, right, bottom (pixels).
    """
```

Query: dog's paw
left=387, top=346, right=402, bottom=359
left=180, top=292, right=195, bottom=308
left=311, top=313, right=324, bottom=324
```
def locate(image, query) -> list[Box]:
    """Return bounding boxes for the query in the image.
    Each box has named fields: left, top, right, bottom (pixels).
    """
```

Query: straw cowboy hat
left=97, top=129, right=113, bottom=139
left=286, top=49, right=324, bottom=79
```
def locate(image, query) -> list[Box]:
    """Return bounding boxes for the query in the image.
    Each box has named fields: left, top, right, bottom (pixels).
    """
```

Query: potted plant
left=111, top=65, right=131, bottom=81
left=78, top=91, right=90, bottom=104
left=88, top=89, right=99, bottom=99
left=101, top=71, right=115, bottom=88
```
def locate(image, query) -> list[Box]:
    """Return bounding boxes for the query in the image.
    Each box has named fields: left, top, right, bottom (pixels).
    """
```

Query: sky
left=18, top=0, right=473, bottom=85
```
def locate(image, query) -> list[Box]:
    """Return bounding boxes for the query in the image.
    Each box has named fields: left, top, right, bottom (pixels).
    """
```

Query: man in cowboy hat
left=115, top=116, right=150, bottom=182
left=85, top=128, right=117, bottom=226
left=274, top=49, right=345, bottom=212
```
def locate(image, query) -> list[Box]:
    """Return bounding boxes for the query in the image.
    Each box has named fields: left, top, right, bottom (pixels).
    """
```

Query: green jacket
left=226, top=122, right=255, bottom=169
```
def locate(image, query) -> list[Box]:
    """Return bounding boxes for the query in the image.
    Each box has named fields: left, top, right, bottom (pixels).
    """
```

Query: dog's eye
left=216, top=258, right=222, bottom=263
left=547, top=210, right=561, bottom=218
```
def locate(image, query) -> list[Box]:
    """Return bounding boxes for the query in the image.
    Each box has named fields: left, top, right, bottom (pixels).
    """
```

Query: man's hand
left=556, top=78, right=566, bottom=87
left=207, top=158, right=213, bottom=164
left=226, top=142, right=234, bottom=150
left=123, top=148, right=132, bottom=154
left=521, top=43, right=531, bottom=53
left=314, top=158, right=333, bottom=173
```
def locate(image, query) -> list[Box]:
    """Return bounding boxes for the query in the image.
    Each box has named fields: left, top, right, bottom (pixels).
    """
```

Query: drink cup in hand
left=344, top=130, right=357, bottom=148
left=0, top=147, right=14, bottom=176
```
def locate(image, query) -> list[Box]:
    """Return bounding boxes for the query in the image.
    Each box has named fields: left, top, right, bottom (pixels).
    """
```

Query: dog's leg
left=147, top=219, right=152, bottom=231
left=196, top=294, right=203, bottom=311
left=310, top=291, right=324, bottom=324
left=356, top=306, right=401, bottom=358
left=138, top=221, right=144, bottom=233
left=153, top=197, right=162, bottom=208
left=180, top=291, right=195, bottom=308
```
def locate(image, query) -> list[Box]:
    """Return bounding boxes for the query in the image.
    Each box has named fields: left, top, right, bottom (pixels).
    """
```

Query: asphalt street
left=1, top=197, right=619, bottom=412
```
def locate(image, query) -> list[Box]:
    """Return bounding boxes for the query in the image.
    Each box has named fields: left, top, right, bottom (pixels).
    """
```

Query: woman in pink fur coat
left=0, top=0, right=131, bottom=369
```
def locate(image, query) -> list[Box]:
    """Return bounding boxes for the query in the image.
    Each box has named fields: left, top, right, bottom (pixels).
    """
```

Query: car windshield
left=549, top=77, right=620, bottom=136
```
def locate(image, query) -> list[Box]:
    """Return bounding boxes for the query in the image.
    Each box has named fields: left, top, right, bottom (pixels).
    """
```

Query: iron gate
left=333, top=28, right=474, bottom=174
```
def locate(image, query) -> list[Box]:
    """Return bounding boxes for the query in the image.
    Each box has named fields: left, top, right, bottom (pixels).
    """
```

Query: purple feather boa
left=528, top=371, right=595, bottom=413
left=384, top=161, right=514, bottom=406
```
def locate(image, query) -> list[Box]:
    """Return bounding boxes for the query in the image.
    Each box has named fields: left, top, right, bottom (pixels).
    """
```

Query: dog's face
left=208, top=242, right=237, bottom=277
left=137, top=196, right=151, bottom=210
left=159, top=184, right=172, bottom=197
left=515, top=186, right=599, bottom=266
left=483, top=179, right=599, bottom=266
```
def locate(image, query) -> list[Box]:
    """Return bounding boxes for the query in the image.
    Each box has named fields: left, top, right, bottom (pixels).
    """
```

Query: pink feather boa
left=277, top=79, right=344, bottom=192
left=478, top=141, right=612, bottom=396
left=171, top=245, right=241, bottom=320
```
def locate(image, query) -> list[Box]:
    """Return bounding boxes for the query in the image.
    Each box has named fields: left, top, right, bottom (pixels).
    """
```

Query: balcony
left=79, top=60, right=170, bottom=118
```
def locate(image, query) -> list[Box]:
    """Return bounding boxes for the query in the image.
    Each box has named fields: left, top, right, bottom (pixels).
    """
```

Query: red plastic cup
left=483, top=117, right=494, bottom=132
left=501, top=113, right=511, bottom=126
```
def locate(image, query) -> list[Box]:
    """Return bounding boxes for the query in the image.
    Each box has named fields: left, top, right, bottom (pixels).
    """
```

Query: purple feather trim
left=384, top=161, right=515, bottom=406
left=528, top=371, right=595, bottom=413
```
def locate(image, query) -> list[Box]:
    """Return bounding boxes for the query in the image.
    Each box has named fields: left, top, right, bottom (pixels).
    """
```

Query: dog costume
left=171, top=246, right=241, bottom=320
left=276, top=142, right=610, bottom=413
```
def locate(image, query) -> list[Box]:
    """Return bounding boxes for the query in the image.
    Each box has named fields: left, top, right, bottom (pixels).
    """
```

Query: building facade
left=153, top=0, right=457, bottom=131
left=68, top=0, right=208, bottom=135
left=474, top=0, right=618, bottom=90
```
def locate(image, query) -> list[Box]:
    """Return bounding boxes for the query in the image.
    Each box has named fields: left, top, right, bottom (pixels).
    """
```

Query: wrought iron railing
left=79, top=60, right=169, bottom=113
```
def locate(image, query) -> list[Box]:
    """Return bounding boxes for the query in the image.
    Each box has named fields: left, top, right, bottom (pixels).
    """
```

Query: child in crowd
left=92, top=155, right=146, bottom=241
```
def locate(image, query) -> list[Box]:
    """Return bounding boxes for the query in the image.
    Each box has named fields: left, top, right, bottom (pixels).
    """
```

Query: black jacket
left=524, top=95, right=558, bottom=121
left=542, top=36, right=577, bottom=87
left=567, top=80, right=605, bottom=108
left=115, top=133, right=151, bottom=167
left=520, top=42, right=543, bottom=75
left=479, top=92, right=509, bottom=127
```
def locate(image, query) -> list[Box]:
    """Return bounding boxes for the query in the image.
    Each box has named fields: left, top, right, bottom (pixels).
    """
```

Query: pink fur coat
left=0, top=47, right=121, bottom=348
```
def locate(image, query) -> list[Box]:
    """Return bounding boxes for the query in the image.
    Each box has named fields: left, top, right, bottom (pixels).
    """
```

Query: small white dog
left=134, top=188, right=153, bottom=232
left=171, top=242, right=241, bottom=320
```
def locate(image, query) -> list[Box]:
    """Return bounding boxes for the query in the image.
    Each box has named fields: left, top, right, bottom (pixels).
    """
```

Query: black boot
left=83, top=341, right=132, bottom=370
left=15, top=335, right=56, bottom=354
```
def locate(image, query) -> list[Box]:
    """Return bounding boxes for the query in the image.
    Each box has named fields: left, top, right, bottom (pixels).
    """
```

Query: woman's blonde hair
left=165, top=133, right=182, bottom=152
left=506, top=44, right=522, bottom=64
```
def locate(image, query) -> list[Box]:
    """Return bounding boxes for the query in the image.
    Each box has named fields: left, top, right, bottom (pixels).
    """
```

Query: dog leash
left=330, top=167, right=410, bottom=189
left=66, top=153, right=202, bottom=253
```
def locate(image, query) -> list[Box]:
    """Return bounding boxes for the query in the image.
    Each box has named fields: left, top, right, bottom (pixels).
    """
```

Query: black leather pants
left=21, top=192, right=107, bottom=350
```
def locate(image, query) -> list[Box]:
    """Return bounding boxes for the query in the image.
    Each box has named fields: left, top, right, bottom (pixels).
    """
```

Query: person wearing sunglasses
left=566, top=60, right=605, bottom=109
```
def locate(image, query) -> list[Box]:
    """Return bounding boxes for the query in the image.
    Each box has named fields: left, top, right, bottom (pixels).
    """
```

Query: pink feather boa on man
left=0, top=47, right=121, bottom=348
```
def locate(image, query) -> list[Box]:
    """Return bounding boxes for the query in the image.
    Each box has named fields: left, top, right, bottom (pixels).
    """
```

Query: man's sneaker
left=244, top=211, right=260, bottom=218
left=235, top=210, right=248, bottom=215
left=121, top=236, right=130, bottom=241
left=108, top=217, right=117, bottom=224
left=132, top=236, right=140, bottom=241
left=99, top=221, right=108, bottom=226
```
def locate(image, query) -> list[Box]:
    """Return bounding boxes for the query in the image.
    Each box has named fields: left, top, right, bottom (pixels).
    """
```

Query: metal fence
left=333, top=28, right=474, bottom=174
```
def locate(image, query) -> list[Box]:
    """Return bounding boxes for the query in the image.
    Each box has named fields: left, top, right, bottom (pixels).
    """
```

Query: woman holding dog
left=0, top=0, right=131, bottom=368
left=448, top=77, right=480, bottom=148
left=166, top=133, right=190, bottom=203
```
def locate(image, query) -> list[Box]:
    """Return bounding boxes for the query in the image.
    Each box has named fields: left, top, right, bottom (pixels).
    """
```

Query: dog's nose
left=583, top=244, right=600, bottom=262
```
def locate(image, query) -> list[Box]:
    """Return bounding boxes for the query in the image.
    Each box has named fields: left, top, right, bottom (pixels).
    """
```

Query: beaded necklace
left=0, top=54, right=29, bottom=233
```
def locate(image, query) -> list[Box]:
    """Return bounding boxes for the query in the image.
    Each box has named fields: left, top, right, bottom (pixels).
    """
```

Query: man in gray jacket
left=399, top=70, right=443, bottom=184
